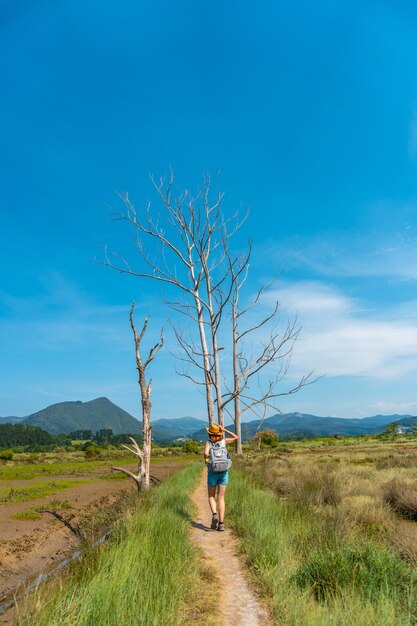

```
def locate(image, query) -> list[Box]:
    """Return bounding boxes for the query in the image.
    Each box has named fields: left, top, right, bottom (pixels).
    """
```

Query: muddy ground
left=0, top=459, right=185, bottom=621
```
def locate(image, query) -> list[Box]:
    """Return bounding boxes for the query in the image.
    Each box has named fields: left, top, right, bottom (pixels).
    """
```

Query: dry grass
left=390, top=520, right=417, bottom=565
left=272, top=465, right=344, bottom=506
left=376, top=454, right=417, bottom=470
left=224, top=440, right=417, bottom=625
left=382, top=478, right=417, bottom=521
left=237, top=438, right=417, bottom=564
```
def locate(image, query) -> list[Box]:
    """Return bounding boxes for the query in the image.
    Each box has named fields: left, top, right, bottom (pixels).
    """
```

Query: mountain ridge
left=190, top=412, right=417, bottom=441
left=0, top=416, right=23, bottom=425
left=2, top=398, right=416, bottom=442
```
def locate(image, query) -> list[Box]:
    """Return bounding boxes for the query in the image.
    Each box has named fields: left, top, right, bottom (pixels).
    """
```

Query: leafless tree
left=111, top=302, right=163, bottom=491
left=103, top=172, right=315, bottom=442
left=104, top=172, right=246, bottom=426
left=221, top=244, right=315, bottom=454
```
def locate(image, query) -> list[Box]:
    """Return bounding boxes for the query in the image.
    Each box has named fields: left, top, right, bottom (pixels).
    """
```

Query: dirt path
left=190, top=472, right=271, bottom=626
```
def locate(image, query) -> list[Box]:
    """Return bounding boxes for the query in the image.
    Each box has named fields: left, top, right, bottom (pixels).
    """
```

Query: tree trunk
left=139, top=377, right=152, bottom=491
left=201, top=255, right=224, bottom=427
left=232, top=304, right=243, bottom=454
left=194, top=294, right=215, bottom=424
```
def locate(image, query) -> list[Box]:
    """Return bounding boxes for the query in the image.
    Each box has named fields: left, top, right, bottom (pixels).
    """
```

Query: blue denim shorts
left=207, top=469, right=229, bottom=487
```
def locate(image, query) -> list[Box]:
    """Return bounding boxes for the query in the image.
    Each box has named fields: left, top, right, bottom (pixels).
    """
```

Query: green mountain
left=22, top=397, right=141, bottom=435
left=19, top=398, right=205, bottom=441
left=190, top=412, right=417, bottom=441
left=12, top=397, right=417, bottom=442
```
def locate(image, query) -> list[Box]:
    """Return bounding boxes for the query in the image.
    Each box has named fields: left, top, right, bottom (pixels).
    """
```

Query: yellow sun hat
left=206, top=423, right=223, bottom=436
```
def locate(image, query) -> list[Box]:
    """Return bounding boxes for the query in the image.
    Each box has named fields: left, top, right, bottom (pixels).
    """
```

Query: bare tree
left=104, top=173, right=245, bottom=426
left=111, top=302, right=163, bottom=491
left=221, top=244, right=315, bottom=454
left=103, top=172, right=315, bottom=442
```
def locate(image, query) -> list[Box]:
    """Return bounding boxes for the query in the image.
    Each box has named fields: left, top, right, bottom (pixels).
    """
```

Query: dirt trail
left=190, top=472, right=271, bottom=626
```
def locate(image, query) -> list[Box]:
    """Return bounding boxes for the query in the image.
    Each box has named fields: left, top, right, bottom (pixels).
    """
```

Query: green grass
left=12, top=510, right=41, bottom=520
left=0, top=455, right=188, bottom=481
left=0, top=459, right=133, bottom=480
left=0, top=480, right=85, bottom=503
left=226, top=468, right=417, bottom=626
left=12, top=500, right=72, bottom=520
left=293, top=543, right=415, bottom=604
left=23, top=463, right=215, bottom=626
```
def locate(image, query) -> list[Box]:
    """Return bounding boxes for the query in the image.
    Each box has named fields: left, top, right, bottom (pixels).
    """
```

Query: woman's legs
left=217, top=484, right=227, bottom=522
left=207, top=485, right=217, bottom=514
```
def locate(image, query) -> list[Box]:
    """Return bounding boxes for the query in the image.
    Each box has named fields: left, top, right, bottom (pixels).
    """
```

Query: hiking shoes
left=211, top=513, right=219, bottom=530
left=217, top=522, right=225, bottom=532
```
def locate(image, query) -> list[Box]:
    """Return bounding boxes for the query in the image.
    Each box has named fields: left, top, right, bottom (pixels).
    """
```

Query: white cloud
left=258, top=281, right=417, bottom=380
left=373, top=400, right=417, bottom=414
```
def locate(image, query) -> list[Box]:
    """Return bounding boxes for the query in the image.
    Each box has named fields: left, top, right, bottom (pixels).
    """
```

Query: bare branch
left=111, top=466, right=141, bottom=483
left=36, top=510, right=84, bottom=540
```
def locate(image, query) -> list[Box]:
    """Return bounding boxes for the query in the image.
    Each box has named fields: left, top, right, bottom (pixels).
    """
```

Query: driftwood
left=36, top=509, right=84, bottom=540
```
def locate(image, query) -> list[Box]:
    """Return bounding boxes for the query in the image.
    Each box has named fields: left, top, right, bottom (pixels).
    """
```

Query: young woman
left=204, top=423, right=239, bottom=531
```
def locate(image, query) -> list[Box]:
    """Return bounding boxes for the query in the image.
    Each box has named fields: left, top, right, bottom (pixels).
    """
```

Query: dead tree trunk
left=232, top=298, right=243, bottom=454
left=111, top=302, right=163, bottom=491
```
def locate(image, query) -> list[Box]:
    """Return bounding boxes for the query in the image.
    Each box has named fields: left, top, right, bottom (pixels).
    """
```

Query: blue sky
left=1, top=1, right=417, bottom=420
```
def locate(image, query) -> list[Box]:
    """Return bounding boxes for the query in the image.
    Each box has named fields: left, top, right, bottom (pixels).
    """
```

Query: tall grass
left=22, top=462, right=214, bottom=626
left=382, top=478, right=417, bottom=520
left=226, top=467, right=417, bottom=626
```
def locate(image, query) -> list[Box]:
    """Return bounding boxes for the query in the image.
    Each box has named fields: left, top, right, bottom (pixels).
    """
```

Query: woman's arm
left=204, top=441, right=210, bottom=463
left=221, top=426, right=238, bottom=444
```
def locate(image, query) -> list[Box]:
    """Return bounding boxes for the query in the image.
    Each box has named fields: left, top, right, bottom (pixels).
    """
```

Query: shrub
left=0, top=449, right=14, bottom=461
left=182, top=440, right=200, bottom=454
left=251, top=428, right=279, bottom=450
left=382, top=479, right=417, bottom=521
left=85, top=445, right=101, bottom=458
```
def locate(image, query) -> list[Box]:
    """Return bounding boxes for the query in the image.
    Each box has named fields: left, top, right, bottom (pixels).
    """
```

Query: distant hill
left=152, top=417, right=206, bottom=442
left=18, top=398, right=205, bottom=442
left=0, top=416, right=23, bottom=425
left=190, top=412, right=417, bottom=441
left=393, top=416, right=417, bottom=429
left=7, top=397, right=417, bottom=442
left=22, top=397, right=141, bottom=435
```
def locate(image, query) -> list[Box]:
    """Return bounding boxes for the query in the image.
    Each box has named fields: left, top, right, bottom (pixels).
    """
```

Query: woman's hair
left=209, top=433, right=223, bottom=442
